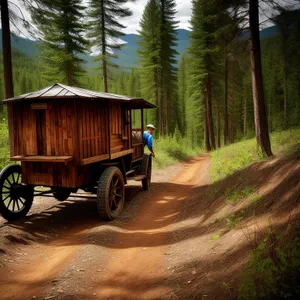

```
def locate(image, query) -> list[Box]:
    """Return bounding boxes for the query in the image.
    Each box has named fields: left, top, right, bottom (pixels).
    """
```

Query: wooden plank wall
left=78, top=101, right=109, bottom=160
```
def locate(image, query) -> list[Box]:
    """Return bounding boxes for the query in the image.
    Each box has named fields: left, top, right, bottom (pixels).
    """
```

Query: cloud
left=124, top=0, right=192, bottom=33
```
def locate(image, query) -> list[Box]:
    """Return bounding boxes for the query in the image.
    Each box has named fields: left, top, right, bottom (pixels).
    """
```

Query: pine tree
left=88, top=0, right=133, bottom=92
left=157, top=0, right=178, bottom=135
left=137, top=0, right=161, bottom=128
left=1, top=0, right=14, bottom=98
left=189, top=0, right=223, bottom=151
left=31, top=0, right=88, bottom=86
left=177, top=54, right=187, bottom=135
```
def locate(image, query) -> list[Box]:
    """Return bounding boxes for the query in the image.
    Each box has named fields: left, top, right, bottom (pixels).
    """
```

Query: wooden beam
left=81, top=154, right=110, bottom=165
left=110, top=149, right=134, bottom=160
left=10, top=155, right=74, bottom=163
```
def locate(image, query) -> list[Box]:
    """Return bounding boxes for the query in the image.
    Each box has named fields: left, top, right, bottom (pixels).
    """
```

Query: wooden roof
left=3, top=83, right=156, bottom=109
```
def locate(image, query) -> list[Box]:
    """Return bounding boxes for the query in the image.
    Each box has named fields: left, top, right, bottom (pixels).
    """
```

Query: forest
left=1, top=1, right=300, bottom=299
left=0, top=0, right=299, bottom=159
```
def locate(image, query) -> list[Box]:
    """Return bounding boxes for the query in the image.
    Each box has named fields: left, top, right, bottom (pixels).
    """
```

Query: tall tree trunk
left=243, top=96, right=247, bottom=136
left=217, top=96, right=221, bottom=148
left=224, top=50, right=229, bottom=145
left=206, top=76, right=216, bottom=149
left=283, top=54, right=288, bottom=127
left=1, top=0, right=14, bottom=99
left=166, top=90, right=170, bottom=135
left=249, top=0, right=273, bottom=157
left=101, top=0, right=108, bottom=92
left=204, top=92, right=211, bottom=152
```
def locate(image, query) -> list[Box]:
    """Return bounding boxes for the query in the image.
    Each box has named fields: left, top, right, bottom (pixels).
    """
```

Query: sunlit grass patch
left=210, top=129, right=300, bottom=182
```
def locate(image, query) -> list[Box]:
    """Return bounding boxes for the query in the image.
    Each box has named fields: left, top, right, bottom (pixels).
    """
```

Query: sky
left=4, top=0, right=300, bottom=39
left=125, top=0, right=192, bottom=33
left=7, top=0, right=192, bottom=38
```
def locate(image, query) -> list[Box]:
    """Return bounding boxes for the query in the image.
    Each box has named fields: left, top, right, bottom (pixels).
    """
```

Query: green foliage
left=226, top=187, right=253, bottom=203
left=0, top=120, right=10, bottom=170
left=210, top=129, right=300, bottom=181
left=212, top=233, right=221, bottom=240
left=148, top=133, right=202, bottom=170
left=227, top=210, right=245, bottom=228
left=30, top=0, right=88, bottom=86
left=137, top=0, right=178, bottom=135
left=87, top=0, right=133, bottom=90
left=239, top=228, right=300, bottom=299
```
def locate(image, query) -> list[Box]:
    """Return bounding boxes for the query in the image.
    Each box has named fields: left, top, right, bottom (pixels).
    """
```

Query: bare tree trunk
left=204, top=88, right=211, bottom=152
left=243, top=96, right=247, bottom=136
left=249, top=0, right=273, bottom=157
left=224, top=50, right=229, bottom=145
left=166, top=90, right=170, bottom=135
left=206, top=76, right=216, bottom=149
left=217, top=96, right=221, bottom=148
left=1, top=0, right=14, bottom=99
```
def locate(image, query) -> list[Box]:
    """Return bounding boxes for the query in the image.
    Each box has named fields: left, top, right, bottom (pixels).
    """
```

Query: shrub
left=239, top=227, right=300, bottom=300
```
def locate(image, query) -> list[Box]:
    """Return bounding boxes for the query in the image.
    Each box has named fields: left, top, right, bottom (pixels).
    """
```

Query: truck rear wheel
left=97, top=167, right=125, bottom=221
left=0, top=164, right=34, bottom=221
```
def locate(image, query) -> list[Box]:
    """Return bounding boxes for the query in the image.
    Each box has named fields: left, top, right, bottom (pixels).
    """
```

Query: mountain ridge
left=0, top=26, right=278, bottom=69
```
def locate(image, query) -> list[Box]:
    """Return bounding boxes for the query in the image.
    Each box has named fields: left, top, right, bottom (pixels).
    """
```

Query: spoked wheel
left=97, top=166, right=125, bottom=221
left=0, top=164, right=34, bottom=221
left=142, top=155, right=152, bottom=191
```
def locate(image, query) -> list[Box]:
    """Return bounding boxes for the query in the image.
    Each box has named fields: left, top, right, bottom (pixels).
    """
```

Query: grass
left=212, top=233, right=221, bottom=241
left=147, top=134, right=202, bottom=170
left=0, top=121, right=10, bottom=170
left=210, top=128, right=300, bottom=182
left=226, top=187, right=254, bottom=203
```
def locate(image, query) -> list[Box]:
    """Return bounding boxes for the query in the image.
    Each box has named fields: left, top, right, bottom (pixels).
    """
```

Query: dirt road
left=0, top=155, right=210, bottom=300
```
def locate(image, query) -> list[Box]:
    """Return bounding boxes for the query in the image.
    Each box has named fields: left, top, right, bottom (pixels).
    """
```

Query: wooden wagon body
left=0, top=84, right=155, bottom=221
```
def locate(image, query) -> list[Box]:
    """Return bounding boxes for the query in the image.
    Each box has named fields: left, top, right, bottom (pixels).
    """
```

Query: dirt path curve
left=0, top=154, right=210, bottom=300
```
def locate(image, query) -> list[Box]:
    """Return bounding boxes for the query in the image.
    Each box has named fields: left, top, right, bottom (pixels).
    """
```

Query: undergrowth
left=0, top=120, right=10, bottom=170
left=239, top=227, right=300, bottom=299
left=210, top=128, right=300, bottom=181
left=147, top=133, right=202, bottom=170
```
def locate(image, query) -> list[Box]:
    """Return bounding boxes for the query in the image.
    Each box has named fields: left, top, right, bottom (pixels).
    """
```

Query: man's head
left=146, top=124, right=156, bottom=135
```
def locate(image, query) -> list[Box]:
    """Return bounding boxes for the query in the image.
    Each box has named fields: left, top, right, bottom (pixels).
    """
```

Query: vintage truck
left=0, top=83, right=155, bottom=221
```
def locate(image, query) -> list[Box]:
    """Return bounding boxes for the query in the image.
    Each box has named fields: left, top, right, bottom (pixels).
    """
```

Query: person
left=143, top=124, right=156, bottom=157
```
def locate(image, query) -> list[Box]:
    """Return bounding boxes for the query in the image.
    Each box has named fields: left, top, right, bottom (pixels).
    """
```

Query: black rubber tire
left=53, top=188, right=71, bottom=201
left=0, top=164, right=34, bottom=221
left=142, top=155, right=152, bottom=191
left=97, top=166, right=125, bottom=221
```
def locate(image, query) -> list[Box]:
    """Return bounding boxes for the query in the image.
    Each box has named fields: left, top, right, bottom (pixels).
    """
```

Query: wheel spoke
left=6, top=198, right=13, bottom=210
left=115, top=193, right=122, bottom=198
left=113, top=177, right=119, bottom=190
left=2, top=194, right=10, bottom=202
left=12, top=199, right=16, bottom=212
left=3, top=185, right=11, bottom=190
left=6, top=177, right=12, bottom=185
left=113, top=196, right=118, bottom=207
left=109, top=194, right=115, bottom=209
left=18, top=197, right=25, bottom=205
left=16, top=199, right=20, bottom=211
left=16, top=173, right=20, bottom=184
left=12, top=173, right=17, bottom=183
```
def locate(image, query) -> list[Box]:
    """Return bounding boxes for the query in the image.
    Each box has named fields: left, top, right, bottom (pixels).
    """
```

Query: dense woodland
left=0, top=0, right=300, bottom=155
